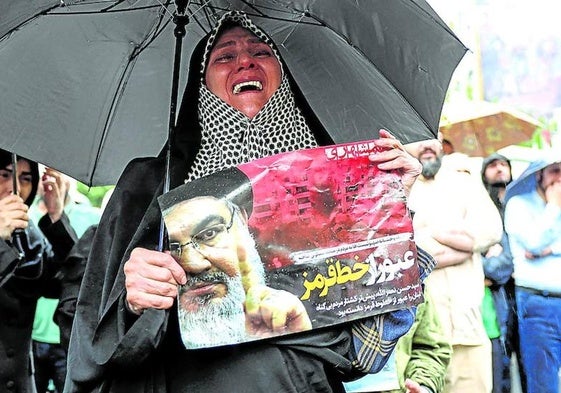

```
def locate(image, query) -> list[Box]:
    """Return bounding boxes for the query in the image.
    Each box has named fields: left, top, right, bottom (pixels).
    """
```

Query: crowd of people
left=1, top=9, right=560, bottom=393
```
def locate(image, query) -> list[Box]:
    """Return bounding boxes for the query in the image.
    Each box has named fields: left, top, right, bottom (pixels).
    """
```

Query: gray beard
left=178, top=224, right=266, bottom=348
left=178, top=273, right=247, bottom=348
left=421, top=157, right=442, bottom=179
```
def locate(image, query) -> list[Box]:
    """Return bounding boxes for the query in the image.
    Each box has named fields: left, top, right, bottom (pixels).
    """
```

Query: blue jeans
left=516, top=288, right=561, bottom=393
left=490, top=336, right=511, bottom=393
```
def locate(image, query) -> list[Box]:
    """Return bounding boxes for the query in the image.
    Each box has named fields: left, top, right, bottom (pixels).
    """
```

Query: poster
left=158, top=140, right=422, bottom=349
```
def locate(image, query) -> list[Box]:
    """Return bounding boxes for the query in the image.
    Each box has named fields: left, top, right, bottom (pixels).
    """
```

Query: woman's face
left=0, top=159, right=33, bottom=202
left=205, top=26, right=282, bottom=119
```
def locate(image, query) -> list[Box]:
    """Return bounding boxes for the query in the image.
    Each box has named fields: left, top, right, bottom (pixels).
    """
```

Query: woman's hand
left=370, top=129, right=422, bottom=198
left=124, top=247, right=187, bottom=315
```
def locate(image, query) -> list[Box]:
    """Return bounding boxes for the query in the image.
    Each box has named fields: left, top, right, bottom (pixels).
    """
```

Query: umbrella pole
left=11, top=153, right=18, bottom=197
left=10, top=153, right=25, bottom=260
left=157, top=3, right=189, bottom=252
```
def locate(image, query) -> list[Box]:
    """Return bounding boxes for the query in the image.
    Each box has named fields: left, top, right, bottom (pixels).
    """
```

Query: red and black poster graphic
left=158, top=140, right=422, bottom=349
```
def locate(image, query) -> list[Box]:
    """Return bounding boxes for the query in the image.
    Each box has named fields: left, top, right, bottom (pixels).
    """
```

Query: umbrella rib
left=238, top=0, right=322, bottom=26
left=1, top=4, right=61, bottom=40
left=93, top=54, right=142, bottom=184
left=188, top=1, right=219, bottom=34
left=133, top=8, right=174, bottom=58
left=97, top=0, right=172, bottom=17
left=187, top=0, right=215, bottom=20
left=48, top=4, right=165, bottom=15
left=186, top=0, right=322, bottom=28
left=236, top=0, right=298, bottom=20
left=91, top=1, right=173, bottom=182
left=99, top=0, right=128, bottom=12
left=405, top=0, right=465, bottom=45
left=47, top=0, right=174, bottom=15
left=155, top=0, right=177, bottom=20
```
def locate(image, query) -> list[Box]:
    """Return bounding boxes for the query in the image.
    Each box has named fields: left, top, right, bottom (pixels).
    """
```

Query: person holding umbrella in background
left=65, top=12, right=435, bottom=393
left=504, top=155, right=561, bottom=393
left=0, top=149, right=77, bottom=393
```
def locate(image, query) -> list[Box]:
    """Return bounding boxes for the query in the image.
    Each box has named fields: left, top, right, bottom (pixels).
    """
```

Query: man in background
left=480, top=153, right=524, bottom=393
left=407, top=137, right=502, bottom=392
left=504, top=158, right=561, bottom=393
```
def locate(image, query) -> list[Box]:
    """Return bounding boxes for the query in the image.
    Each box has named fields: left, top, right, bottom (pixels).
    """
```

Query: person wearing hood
left=480, top=153, right=524, bottom=393
left=504, top=157, right=561, bottom=393
left=481, top=154, right=512, bottom=218
left=64, top=11, right=434, bottom=393
left=0, top=149, right=77, bottom=393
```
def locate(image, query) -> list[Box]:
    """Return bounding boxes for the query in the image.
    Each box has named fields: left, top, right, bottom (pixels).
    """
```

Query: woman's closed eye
left=252, top=48, right=273, bottom=58
left=213, top=52, right=236, bottom=63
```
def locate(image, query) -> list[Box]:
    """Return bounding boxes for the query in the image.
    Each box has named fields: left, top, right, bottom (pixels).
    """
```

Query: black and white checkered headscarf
left=187, top=11, right=317, bottom=181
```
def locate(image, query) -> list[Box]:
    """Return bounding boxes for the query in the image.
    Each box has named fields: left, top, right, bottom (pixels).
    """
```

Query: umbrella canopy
left=0, top=0, right=59, bottom=38
left=504, top=151, right=561, bottom=206
left=439, top=100, right=540, bottom=157
left=0, top=0, right=467, bottom=186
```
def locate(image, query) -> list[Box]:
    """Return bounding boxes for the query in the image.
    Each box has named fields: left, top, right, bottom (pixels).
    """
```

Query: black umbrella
left=0, top=0, right=467, bottom=187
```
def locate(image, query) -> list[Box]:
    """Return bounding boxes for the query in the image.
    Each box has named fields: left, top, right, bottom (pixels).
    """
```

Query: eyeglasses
left=169, top=207, right=235, bottom=259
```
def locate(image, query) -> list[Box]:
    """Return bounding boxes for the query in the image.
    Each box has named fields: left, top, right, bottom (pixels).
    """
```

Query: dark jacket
left=55, top=224, right=98, bottom=353
left=0, top=149, right=77, bottom=393
left=480, top=153, right=517, bottom=353
left=0, top=214, right=76, bottom=393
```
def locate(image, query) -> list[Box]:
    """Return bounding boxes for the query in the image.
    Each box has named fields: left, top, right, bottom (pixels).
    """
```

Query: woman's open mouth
left=233, top=80, right=262, bottom=95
